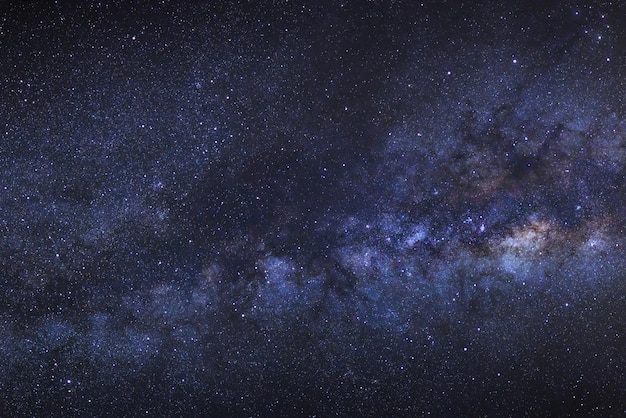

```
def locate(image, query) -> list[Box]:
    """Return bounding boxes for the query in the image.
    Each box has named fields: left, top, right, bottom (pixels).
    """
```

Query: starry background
left=1, top=0, right=625, bottom=416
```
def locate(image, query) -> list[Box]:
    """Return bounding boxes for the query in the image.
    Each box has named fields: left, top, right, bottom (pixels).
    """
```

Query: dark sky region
left=0, top=0, right=625, bottom=416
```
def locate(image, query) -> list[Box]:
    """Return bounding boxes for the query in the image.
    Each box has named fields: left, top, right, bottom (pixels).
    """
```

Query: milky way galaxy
left=0, top=1, right=625, bottom=416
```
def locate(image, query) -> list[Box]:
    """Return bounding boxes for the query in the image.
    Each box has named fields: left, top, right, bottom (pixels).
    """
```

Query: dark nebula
left=0, top=0, right=624, bottom=416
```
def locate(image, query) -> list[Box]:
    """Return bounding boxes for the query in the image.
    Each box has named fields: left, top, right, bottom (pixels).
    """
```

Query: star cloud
left=0, top=1, right=624, bottom=416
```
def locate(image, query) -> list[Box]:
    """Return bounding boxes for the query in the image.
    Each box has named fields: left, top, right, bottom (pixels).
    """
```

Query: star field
left=0, top=0, right=625, bottom=416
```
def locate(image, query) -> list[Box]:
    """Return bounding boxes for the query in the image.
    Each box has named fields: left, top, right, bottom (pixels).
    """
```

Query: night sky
left=1, top=0, right=625, bottom=416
